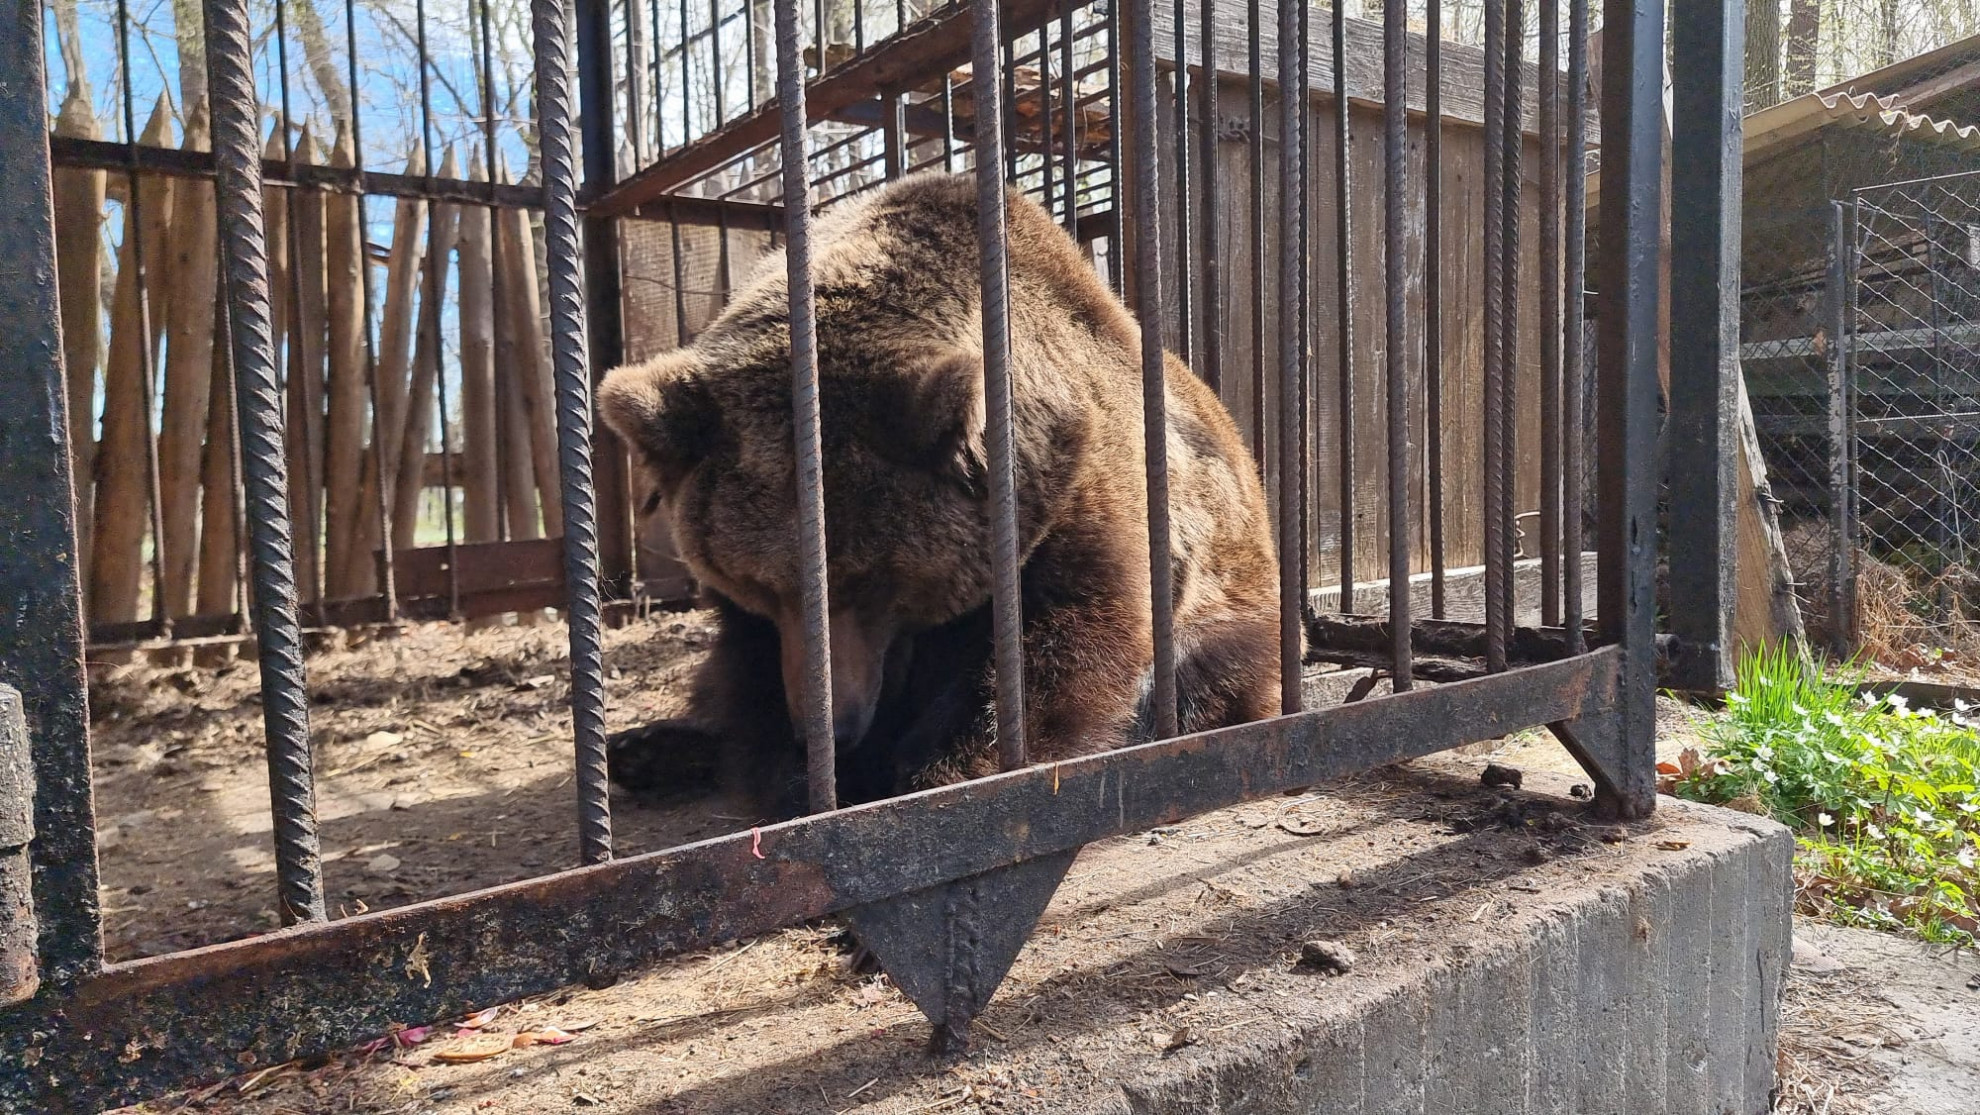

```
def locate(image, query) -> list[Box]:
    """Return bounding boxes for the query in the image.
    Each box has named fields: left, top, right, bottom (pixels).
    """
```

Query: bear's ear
left=597, top=351, right=719, bottom=500
left=875, top=348, right=987, bottom=497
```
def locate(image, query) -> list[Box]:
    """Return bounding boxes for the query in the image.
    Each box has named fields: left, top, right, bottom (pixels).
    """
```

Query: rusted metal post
left=1668, top=0, right=1744, bottom=691
left=1593, top=0, right=1665, bottom=818
left=0, top=0, right=101, bottom=984
left=0, top=689, right=37, bottom=1003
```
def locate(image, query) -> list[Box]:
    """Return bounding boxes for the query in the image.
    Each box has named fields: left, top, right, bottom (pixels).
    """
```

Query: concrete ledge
left=1116, top=781, right=1793, bottom=1115
left=187, top=762, right=1794, bottom=1115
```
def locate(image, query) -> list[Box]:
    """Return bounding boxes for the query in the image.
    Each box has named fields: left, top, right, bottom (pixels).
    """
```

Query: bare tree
left=1785, top=0, right=1820, bottom=95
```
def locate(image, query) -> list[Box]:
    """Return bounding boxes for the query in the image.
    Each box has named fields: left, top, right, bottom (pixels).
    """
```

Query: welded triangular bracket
left=848, top=847, right=1078, bottom=1053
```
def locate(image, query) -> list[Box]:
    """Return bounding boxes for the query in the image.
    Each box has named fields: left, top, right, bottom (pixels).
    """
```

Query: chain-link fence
left=1846, top=171, right=1980, bottom=661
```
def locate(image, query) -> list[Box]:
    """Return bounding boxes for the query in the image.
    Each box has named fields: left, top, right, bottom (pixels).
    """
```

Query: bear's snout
left=779, top=606, right=893, bottom=753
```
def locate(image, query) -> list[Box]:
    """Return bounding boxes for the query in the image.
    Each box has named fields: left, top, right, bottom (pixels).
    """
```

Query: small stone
left=1295, top=940, right=1356, bottom=976
left=1598, top=827, right=1628, bottom=844
left=366, top=853, right=402, bottom=876
left=1335, top=868, right=1356, bottom=888
left=1569, top=784, right=1593, bottom=799
left=1481, top=763, right=1524, bottom=790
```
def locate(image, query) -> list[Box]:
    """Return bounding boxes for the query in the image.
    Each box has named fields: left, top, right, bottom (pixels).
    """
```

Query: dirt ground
left=84, top=615, right=1976, bottom=1114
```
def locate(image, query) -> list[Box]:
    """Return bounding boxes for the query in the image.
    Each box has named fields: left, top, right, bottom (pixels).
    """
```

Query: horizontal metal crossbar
left=0, top=648, right=1617, bottom=1112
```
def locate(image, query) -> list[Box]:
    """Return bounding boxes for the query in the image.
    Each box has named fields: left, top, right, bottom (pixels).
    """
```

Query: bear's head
left=598, top=175, right=1094, bottom=751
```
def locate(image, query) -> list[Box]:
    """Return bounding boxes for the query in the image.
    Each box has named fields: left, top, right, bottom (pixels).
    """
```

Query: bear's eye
left=640, top=490, right=662, bottom=517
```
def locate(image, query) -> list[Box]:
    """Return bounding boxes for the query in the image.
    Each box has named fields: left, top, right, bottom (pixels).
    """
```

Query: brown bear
left=596, top=172, right=1283, bottom=819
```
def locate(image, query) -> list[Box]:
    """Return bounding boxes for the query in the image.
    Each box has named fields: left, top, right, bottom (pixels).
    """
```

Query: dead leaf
left=1655, top=840, right=1691, bottom=851
left=432, top=1034, right=513, bottom=1063
left=458, top=1007, right=501, bottom=1030
left=560, top=1019, right=601, bottom=1033
left=1655, top=762, right=1682, bottom=776
left=364, top=731, right=404, bottom=748
left=512, top=1028, right=577, bottom=1047
left=1158, top=1026, right=1196, bottom=1054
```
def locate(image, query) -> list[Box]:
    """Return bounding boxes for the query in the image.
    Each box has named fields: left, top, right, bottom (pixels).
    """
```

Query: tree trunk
left=1746, top=0, right=1782, bottom=111
left=287, top=0, right=354, bottom=126
left=1784, top=0, right=1820, bottom=96
left=494, top=171, right=563, bottom=537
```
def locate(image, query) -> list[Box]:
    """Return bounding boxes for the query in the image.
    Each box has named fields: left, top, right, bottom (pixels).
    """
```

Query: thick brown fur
left=597, top=172, right=1284, bottom=818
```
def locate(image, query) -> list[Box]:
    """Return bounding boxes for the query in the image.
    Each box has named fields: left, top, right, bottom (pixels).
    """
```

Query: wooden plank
left=351, top=151, right=429, bottom=570
left=458, top=161, right=501, bottom=549
left=393, top=538, right=565, bottom=599
left=284, top=124, right=330, bottom=605
left=322, top=121, right=371, bottom=598
left=88, top=98, right=175, bottom=628
left=589, top=0, right=1061, bottom=216
left=490, top=196, right=543, bottom=546
left=495, top=179, right=564, bottom=536
left=52, top=84, right=104, bottom=566
left=157, top=100, right=218, bottom=624
left=195, top=293, right=238, bottom=632
left=392, top=147, right=463, bottom=547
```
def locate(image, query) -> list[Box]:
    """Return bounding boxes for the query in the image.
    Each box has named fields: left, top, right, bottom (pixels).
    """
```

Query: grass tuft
left=1670, top=642, right=1980, bottom=947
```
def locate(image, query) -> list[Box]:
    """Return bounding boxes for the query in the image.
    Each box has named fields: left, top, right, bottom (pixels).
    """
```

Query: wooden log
left=322, top=122, right=370, bottom=598
left=392, top=147, right=462, bottom=546
left=494, top=171, right=564, bottom=536
left=156, top=99, right=218, bottom=623
left=196, top=293, right=238, bottom=625
left=350, top=151, right=428, bottom=577
left=284, top=123, right=330, bottom=605
left=89, top=98, right=175, bottom=627
left=457, top=159, right=500, bottom=547
left=491, top=206, right=543, bottom=544
left=53, top=83, right=105, bottom=565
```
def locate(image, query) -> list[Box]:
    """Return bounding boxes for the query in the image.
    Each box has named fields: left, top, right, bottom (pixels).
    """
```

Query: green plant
left=1671, top=642, right=1980, bottom=946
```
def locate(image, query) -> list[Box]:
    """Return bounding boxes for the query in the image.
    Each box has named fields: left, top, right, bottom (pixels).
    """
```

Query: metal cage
left=0, top=0, right=1745, bottom=1103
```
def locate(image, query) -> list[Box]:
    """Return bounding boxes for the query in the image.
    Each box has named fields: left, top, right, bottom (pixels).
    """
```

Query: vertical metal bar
left=1595, top=0, right=1663, bottom=818
left=1275, top=0, right=1304, bottom=711
left=670, top=210, right=691, bottom=343
left=1499, top=0, right=1523, bottom=637
left=942, top=73, right=958, bottom=173
left=1383, top=0, right=1411, bottom=690
left=534, top=0, right=613, bottom=864
left=1926, top=210, right=1954, bottom=603
left=1562, top=0, right=1586, bottom=652
left=416, top=0, right=461, bottom=620
left=1108, top=0, right=1126, bottom=294
left=972, top=0, right=1029, bottom=767
left=1668, top=0, right=1742, bottom=690
left=652, top=0, right=667, bottom=151
left=346, top=0, right=399, bottom=621
left=680, top=0, right=696, bottom=138
left=1041, top=23, right=1056, bottom=212
left=1825, top=201, right=1852, bottom=657
left=1003, top=34, right=1019, bottom=186
left=1060, top=2, right=1076, bottom=235
left=205, top=0, right=327, bottom=922
left=1482, top=0, right=1506, bottom=669
left=712, top=0, right=727, bottom=124
left=1538, top=0, right=1561, bottom=628
left=627, top=0, right=649, bottom=164
left=1126, top=0, right=1179, bottom=737
left=744, top=0, right=757, bottom=116
left=1332, top=0, right=1353, bottom=616
left=775, top=0, right=837, bottom=811
left=1171, top=0, right=1192, bottom=366
left=274, top=0, right=325, bottom=608
left=884, top=92, right=905, bottom=179
left=1425, top=0, right=1446, bottom=620
left=580, top=0, right=635, bottom=600
left=1197, top=0, right=1220, bottom=394
left=0, top=0, right=100, bottom=981
left=1247, top=0, right=1263, bottom=465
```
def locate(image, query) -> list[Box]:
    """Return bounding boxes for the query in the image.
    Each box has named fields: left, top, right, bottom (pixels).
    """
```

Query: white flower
left=1888, top=694, right=1910, bottom=711
left=1818, top=812, right=1835, bottom=827
left=1763, top=770, right=1780, bottom=784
